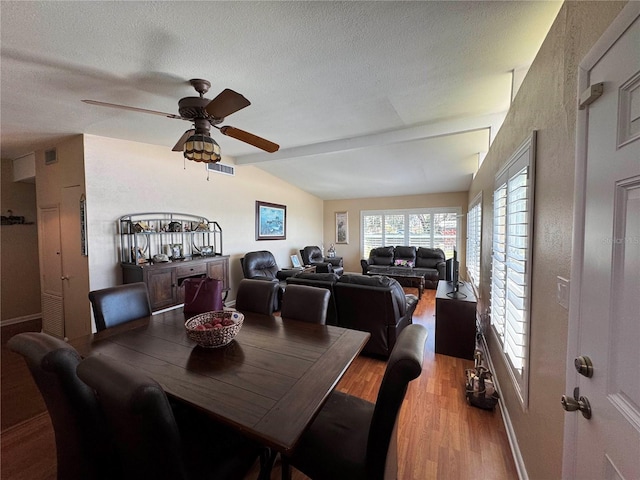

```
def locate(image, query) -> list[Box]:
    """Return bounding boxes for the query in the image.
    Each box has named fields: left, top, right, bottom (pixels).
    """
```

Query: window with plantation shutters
left=490, top=132, right=536, bottom=407
left=466, top=194, right=482, bottom=289
left=361, top=208, right=461, bottom=260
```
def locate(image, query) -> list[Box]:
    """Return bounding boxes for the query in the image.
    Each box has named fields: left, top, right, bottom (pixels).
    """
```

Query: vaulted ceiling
left=0, top=1, right=562, bottom=199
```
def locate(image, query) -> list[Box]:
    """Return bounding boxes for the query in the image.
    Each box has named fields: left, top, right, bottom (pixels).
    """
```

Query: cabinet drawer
left=176, top=263, right=207, bottom=278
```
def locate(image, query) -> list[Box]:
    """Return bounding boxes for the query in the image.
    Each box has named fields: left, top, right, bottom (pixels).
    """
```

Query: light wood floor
left=0, top=290, right=518, bottom=480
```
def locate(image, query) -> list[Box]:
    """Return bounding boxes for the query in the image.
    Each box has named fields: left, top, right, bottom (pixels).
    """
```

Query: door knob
left=574, top=355, right=593, bottom=377
left=61, top=275, right=69, bottom=280
left=561, top=393, right=592, bottom=419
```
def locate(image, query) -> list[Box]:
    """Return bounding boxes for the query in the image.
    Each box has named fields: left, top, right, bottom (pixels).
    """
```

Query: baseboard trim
left=478, top=333, right=528, bottom=480
left=1, top=313, right=42, bottom=327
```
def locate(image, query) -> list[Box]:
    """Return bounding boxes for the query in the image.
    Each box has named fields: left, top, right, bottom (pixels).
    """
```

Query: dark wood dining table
left=71, top=307, right=370, bottom=454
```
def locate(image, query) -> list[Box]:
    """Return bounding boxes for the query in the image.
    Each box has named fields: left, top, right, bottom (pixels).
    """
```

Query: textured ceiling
left=0, top=1, right=562, bottom=200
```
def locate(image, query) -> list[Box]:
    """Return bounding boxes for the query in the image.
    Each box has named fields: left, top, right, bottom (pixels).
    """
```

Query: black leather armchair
left=240, top=250, right=298, bottom=310
left=300, top=246, right=344, bottom=276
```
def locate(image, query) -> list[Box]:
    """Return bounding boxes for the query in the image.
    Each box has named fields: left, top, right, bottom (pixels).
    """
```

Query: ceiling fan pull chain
left=206, top=164, right=210, bottom=181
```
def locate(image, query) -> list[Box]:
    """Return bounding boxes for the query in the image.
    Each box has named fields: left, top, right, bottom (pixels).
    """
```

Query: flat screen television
left=446, top=249, right=464, bottom=298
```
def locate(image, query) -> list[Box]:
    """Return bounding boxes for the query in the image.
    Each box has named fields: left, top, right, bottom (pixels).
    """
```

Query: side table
left=435, top=280, right=477, bottom=360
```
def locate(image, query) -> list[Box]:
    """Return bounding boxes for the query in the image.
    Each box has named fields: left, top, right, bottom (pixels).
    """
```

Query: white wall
left=83, top=135, right=324, bottom=300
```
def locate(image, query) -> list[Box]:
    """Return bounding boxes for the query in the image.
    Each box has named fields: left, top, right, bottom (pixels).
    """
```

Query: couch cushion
left=368, top=246, right=394, bottom=266
left=338, top=273, right=392, bottom=287
left=415, top=247, right=445, bottom=268
left=394, top=246, right=416, bottom=262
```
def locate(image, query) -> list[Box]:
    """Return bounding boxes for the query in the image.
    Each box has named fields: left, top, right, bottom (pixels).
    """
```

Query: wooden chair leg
left=258, top=448, right=276, bottom=480
left=280, top=456, right=292, bottom=480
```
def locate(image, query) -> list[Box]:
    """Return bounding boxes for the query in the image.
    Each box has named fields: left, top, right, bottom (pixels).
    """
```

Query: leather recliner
left=300, top=246, right=344, bottom=276
left=240, top=250, right=298, bottom=310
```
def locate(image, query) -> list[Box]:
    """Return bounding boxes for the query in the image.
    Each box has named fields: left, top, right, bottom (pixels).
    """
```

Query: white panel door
left=565, top=7, right=640, bottom=479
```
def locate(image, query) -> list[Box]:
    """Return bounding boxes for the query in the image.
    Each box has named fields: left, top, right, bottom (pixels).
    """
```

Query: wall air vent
left=207, top=162, right=235, bottom=176
left=44, top=148, right=58, bottom=165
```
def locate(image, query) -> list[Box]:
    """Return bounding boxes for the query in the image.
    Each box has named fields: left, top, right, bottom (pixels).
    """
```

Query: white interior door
left=564, top=6, right=640, bottom=479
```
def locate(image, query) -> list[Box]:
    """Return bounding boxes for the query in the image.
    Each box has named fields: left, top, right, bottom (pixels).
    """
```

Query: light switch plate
left=557, top=276, right=570, bottom=309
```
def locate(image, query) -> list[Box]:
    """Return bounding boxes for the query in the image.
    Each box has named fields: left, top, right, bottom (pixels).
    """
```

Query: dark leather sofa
left=289, top=273, right=417, bottom=358
left=361, top=246, right=446, bottom=289
left=334, top=274, right=417, bottom=358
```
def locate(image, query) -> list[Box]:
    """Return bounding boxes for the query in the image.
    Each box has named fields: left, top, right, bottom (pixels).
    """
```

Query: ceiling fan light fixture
left=183, top=134, right=221, bottom=163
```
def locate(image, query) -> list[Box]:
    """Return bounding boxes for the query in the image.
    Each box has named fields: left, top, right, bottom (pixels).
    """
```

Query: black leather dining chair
left=235, top=278, right=280, bottom=315
left=7, top=332, right=120, bottom=480
left=88, top=282, right=151, bottom=331
left=77, top=354, right=267, bottom=480
left=281, top=323, right=428, bottom=480
left=280, top=284, right=330, bottom=325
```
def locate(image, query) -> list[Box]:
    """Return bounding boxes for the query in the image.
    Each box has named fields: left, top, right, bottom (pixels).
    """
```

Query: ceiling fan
left=82, top=79, right=279, bottom=162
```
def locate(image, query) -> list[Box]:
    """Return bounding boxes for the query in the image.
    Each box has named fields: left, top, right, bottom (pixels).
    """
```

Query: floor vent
left=207, top=162, right=235, bottom=176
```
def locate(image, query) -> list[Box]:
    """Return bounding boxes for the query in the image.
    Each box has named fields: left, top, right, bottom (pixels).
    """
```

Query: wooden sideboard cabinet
left=122, top=255, right=230, bottom=311
left=118, top=212, right=228, bottom=311
left=435, top=280, right=478, bottom=360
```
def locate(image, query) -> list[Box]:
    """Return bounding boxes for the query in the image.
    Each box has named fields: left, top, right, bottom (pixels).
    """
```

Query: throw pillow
left=394, top=259, right=414, bottom=267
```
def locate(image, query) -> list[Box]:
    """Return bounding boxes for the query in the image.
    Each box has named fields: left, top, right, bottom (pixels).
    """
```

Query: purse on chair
left=183, top=277, right=223, bottom=314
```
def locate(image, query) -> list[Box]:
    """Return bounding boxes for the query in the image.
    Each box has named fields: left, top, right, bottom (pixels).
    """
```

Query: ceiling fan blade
left=172, top=129, right=195, bottom=151
left=205, top=89, right=251, bottom=119
left=218, top=126, right=279, bottom=153
left=82, top=99, right=185, bottom=119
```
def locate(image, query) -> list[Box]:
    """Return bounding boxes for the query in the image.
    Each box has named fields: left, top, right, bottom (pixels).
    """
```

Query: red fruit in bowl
left=204, top=322, right=215, bottom=329
left=213, top=323, right=223, bottom=329
left=194, top=324, right=206, bottom=331
left=221, top=319, right=234, bottom=326
left=212, top=317, right=222, bottom=325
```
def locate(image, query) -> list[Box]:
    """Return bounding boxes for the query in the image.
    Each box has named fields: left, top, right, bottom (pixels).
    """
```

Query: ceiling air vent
left=207, top=162, right=235, bottom=176
left=44, top=148, right=58, bottom=165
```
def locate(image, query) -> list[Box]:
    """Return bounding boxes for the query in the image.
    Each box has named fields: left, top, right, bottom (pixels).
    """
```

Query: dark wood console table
left=122, top=255, right=229, bottom=311
left=435, top=280, right=477, bottom=360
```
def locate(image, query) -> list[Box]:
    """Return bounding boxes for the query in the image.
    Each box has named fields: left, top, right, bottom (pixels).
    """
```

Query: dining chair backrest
left=89, top=282, right=151, bottom=331
left=281, top=284, right=330, bottom=325
left=78, top=354, right=266, bottom=480
left=7, top=332, right=119, bottom=480
left=77, top=354, right=189, bottom=480
left=366, top=323, right=427, bottom=478
left=235, top=278, right=279, bottom=315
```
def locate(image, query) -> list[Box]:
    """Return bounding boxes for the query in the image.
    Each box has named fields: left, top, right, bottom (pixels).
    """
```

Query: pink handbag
left=183, top=277, right=223, bottom=314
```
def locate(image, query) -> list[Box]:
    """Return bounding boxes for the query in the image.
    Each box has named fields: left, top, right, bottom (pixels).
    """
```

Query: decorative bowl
left=185, top=311, right=244, bottom=348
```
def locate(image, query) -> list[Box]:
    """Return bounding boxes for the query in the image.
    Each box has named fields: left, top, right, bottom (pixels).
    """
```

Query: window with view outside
left=361, top=208, right=461, bottom=259
left=490, top=132, right=536, bottom=408
left=467, top=195, right=482, bottom=289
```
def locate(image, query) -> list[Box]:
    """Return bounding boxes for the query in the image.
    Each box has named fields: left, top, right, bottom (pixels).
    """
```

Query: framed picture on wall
left=335, top=211, right=348, bottom=244
left=256, top=201, right=287, bottom=240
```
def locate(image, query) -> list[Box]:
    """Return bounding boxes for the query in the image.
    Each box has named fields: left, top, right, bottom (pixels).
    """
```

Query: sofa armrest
left=324, top=256, right=343, bottom=267
left=360, top=259, right=370, bottom=275
left=311, top=262, right=334, bottom=274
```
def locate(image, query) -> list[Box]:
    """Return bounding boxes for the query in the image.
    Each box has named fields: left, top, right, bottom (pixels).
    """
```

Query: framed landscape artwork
left=256, top=201, right=287, bottom=240
left=335, top=211, right=349, bottom=244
